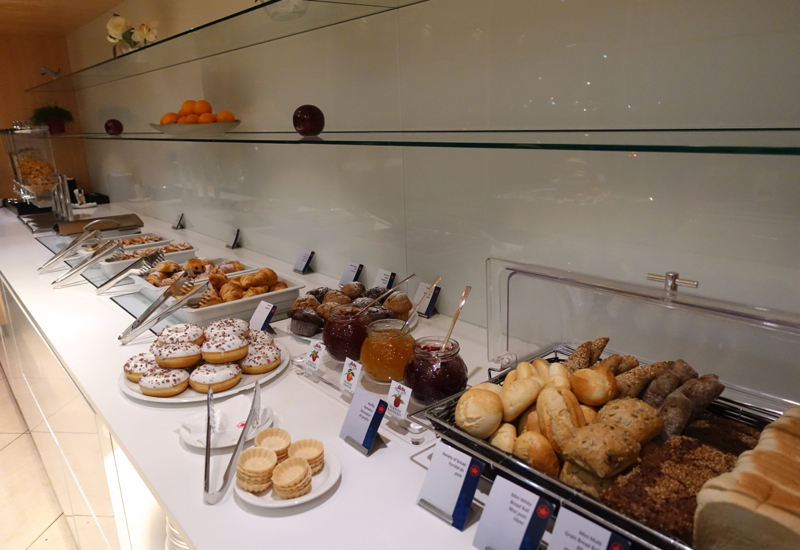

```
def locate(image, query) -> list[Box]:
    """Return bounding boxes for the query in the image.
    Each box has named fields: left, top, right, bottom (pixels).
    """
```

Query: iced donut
left=189, top=363, right=242, bottom=393
left=156, top=323, right=204, bottom=346
left=123, top=352, right=157, bottom=382
left=248, top=329, right=274, bottom=347
left=153, top=342, right=202, bottom=369
left=205, top=318, right=250, bottom=340
left=201, top=334, right=249, bottom=364
left=138, top=366, right=189, bottom=397
left=240, top=344, right=282, bottom=374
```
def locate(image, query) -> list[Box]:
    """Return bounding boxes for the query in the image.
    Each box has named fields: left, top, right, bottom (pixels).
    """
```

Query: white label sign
left=473, top=476, right=542, bottom=550
left=303, top=341, right=325, bottom=371
left=249, top=301, right=276, bottom=331
left=387, top=380, right=411, bottom=420
left=339, top=358, right=363, bottom=394
left=548, top=508, right=613, bottom=550
left=339, top=261, right=363, bottom=286
left=373, top=269, right=396, bottom=289
left=338, top=387, right=387, bottom=455
left=412, top=281, right=440, bottom=318
left=293, top=249, right=314, bottom=274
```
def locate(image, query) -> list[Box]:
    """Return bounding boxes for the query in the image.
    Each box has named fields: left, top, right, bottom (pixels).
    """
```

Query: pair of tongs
left=38, top=229, right=101, bottom=273
left=96, top=250, right=165, bottom=295
left=51, top=240, right=123, bottom=289
left=204, top=383, right=262, bottom=504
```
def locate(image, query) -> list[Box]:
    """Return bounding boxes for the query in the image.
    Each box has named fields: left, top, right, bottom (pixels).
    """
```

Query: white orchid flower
left=106, top=15, right=130, bottom=41
left=132, top=22, right=158, bottom=45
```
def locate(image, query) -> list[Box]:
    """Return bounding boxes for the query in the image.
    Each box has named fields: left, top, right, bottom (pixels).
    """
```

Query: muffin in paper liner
left=255, top=428, right=292, bottom=457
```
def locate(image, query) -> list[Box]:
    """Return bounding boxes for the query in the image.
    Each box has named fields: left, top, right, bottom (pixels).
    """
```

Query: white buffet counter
left=0, top=206, right=492, bottom=550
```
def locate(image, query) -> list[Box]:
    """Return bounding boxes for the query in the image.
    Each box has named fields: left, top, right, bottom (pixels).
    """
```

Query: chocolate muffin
left=307, top=287, right=332, bottom=304
left=363, top=305, right=396, bottom=324
left=363, top=286, right=388, bottom=303
left=352, top=297, right=372, bottom=309
left=287, top=308, right=325, bottom=337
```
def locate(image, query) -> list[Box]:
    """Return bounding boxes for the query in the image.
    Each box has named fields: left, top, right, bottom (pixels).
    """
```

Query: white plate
left=119, top=342, right=290, bottom=404
left=150, top=120, right=241, bottom=136
left=290, top=311, right=418, bottom=342
left=235, top=452, right=341, bottom=509
left=178, top=407, right=273, bottom=449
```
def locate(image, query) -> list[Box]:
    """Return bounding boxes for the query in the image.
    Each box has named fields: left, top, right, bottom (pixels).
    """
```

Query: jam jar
left=360, top=319, right=415, bottom=383
left=403, top=336, right=468, bottom=406
left=322, top=305, right=368, bottom=362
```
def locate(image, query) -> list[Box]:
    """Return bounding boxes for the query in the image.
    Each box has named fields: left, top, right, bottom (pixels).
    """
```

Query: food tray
left=414, top=342, right=782, bottom=550
left=99, top=247, right=197, bottom=277
left=80, top=233, right=173, bottom=254
left=131, top=258, right=260, bottom=300
left=169, top=270, right=305, bottom=324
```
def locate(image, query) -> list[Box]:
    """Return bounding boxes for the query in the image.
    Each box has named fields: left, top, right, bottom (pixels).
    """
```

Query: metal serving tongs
left=96, top=250, right=165, bottom=295
left=51, top=240, right=123, bottom=289
left=117, top=273, right=194, bottom=344
left=118, top=282, right=212, bottom=344
left=38, top=229, right=101, bottom=273
left=204, top=383, right=261, bottom=505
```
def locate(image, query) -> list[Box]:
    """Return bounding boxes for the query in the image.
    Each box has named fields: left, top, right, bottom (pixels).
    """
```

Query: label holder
left=226, top=228, right=241, bottom=249
left=171, top=213, right=185, bottom=230
left=293, top=249, right=315, bottom=274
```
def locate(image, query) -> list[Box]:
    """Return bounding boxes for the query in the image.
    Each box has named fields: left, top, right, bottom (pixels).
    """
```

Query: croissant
left=243, top=286, right=268, bottom=298
left=152, top=261, right=181, bottom=274
left=145, top=274, right=165, bottom=286
left=183, top=259, right=206, bottom=276
left=197, top=290, right=223, bottom=308
left=206, top=273, right=228, bottom=292
left=159, top=276, right=179, bottom=287
left=270, top=281, right=288, bottom=291
left=257, top=268, right=278, bottom=287
left=217, top=261, right=244, bottom=274
left=220, top=282, right=244, bottom=302
left=241, top=271, right=270, bottom=289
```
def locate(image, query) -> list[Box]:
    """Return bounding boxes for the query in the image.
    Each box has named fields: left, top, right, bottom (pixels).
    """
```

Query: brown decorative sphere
left=293, top=105, right=324, bottom=137
left=105, top=119, right=123, bottom=136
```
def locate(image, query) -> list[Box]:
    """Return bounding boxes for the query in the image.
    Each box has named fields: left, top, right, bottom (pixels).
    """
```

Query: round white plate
left=179, top=406, right=273, bottom=449
left=150, top=120, right=240, bottom=136
left=119, top=342, right=290, bottom=403
left=235, top=452, right=341, bottom=509
left=290, top=313, right=418, bottom=343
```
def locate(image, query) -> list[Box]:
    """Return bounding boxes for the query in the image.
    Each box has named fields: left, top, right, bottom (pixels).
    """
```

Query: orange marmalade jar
left=360, top=319, right=415, bottom=383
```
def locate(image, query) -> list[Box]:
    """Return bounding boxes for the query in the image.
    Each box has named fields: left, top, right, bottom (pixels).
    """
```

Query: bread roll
left=562, top=423, right=641, bottom=478
left=560, top=462, right=615, bottom=498
left=641, top=369, right=682, bottom=409
left=598, top=354, right=639, bottom=376
left=547, top=375, right=571, bottom=390
left=580, top=405, right=597, bottom=423
left=515, top=362, right=534, bottom=380
left=537, top=386, right=586, bottom=455
left=596, top=398, right=664, bottom=444
left=513, top=431, right=541, bottom=463
left=472, top=382, right=503, bottom=397
left=569, top=365, right=617, bottom=406
left=589, top=337, right=609, bottom=365
left=503, top=369, right=517, bottom=387
left=501, top=377, right=543, bottom=422
left=489, top=423, right=517, bottom=453
left=526, top=431, right=560, bottom=477
left=677, top=374, right=725, bottom=420
left=563, top=341, right=593, bottom=374
left=549, top=363, right=569, bottom=379
left=657, top=390, right=694, bottom=442
left=532, top=358, right=551, bottom=380
left=516, top=404, right=538, bottom=435
left=616, top=361, right=670, bottom=398
left=455, top=389, right=504, bottom=439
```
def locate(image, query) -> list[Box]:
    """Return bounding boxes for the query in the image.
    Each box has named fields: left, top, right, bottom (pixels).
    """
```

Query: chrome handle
left=647, top=271, right=699, bottom=292
left=51, top=241, right=122, bottom=288
left=38, top=229, right=101, bottom=272
left=118, top=281, right=205, bottom=344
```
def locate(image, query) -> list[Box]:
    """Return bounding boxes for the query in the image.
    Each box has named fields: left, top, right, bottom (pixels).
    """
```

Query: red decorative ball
left=293, top=105, right=324, bottom=137
left=105, top=119, right=123, bottom=136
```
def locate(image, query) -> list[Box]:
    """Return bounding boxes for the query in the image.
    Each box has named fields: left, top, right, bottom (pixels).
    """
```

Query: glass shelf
left=54, top=129, right=800, bottom=156
left=28, top=0, right=424, bottom=93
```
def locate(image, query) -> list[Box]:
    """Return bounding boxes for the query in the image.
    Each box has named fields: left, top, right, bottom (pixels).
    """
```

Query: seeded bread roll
left=569, top=365, right=617, bottom=406
left=596, top=398, right=664, bottom=444
left=589, top=337, right=609, bottom=365
left=563, top=341, right=593, bottom=374
left=562, top=423, right=641, bottom=478
left=616, top=361, right=671, bottom=398
left=455, top=389, right=504, bottom=439
left=560, top=461, right=616, bottom=498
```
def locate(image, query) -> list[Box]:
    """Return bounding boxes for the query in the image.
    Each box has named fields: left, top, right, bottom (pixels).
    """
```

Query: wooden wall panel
left=0, top=34, right=92, bottom=199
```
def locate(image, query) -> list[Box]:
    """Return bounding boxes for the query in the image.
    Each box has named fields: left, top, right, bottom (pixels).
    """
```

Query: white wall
left=66, top=0, right=800, bottom=326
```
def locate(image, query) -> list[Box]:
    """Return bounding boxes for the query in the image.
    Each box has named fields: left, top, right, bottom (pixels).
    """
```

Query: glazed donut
left=153, top=342, right=202, bottom=369
left=201, top=334, right=249, bottom=364
left=183, top=259, right=206, bottom=276
left=138, top=366, right=190, bottom=397
left=248, top=329, right=274, bottom=347
left=156, top=323, right=204, bottom=346
left=240, top=344, right=282, bottom=374
left=205, top=318, right=250, bottom=339
left=188, top=363, right=242, bottom=393
left=123, top=352, right=157, bottom=382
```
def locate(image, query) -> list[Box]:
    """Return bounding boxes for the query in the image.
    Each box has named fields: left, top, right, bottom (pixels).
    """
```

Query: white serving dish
left=149, top=120, right=240, bottom=136
left=100, top=247, right=197, bottom=277
left=179, top=407, right=274, bottom=449
left=81, top=232, right=173, bottom=254
left=132, top=258, right=260, bottom=300
left=169, top=270, right=305, bottom=324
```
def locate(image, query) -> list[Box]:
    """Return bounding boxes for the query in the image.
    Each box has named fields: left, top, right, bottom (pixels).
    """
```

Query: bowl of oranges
left=150, top=100, right=240, bottom=136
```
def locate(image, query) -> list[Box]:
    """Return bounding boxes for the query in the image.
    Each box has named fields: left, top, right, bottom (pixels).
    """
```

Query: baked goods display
left=449, top=336, right=788, bottom=545
left=180, top=267, right=291, bottom=309
left=142, top=258, right=251, bottom=288
left=84, top=234, right=166, bottom=252
left=236, top=427, right=326, bottom=499
left=109, top=242, right=194, bottom=262
left=121, top=319, right=283, bottom=398
left=287, top=284, right=413, bottom=338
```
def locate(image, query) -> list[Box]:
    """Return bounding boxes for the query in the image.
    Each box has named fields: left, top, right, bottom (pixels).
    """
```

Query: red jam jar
left=403, top=336, right=468, bottom=406
left=322, top=305, right=368, bottom=362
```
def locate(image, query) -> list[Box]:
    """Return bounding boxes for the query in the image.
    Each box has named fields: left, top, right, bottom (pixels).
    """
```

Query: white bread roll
left=503, top=369, right=517, bottom=387
left=512, top=431, right=541, bottom=463
left=526, top=431, right=560, bottom=477
left=472, top=382, right=503, bottom=397
left=500, top=377, right=543, bottom=422
left=515, top=362, right=534, bottom=379
left=489, top=423, right=517, bottom=453
left=569, top=365, right=617, bottom=406
left=549, top=363, right=569, bottom=379
left=455, top=389, right=504, bottom=439
left=580, top=405, right=597, bottom=423
left=532, top=358, right=551, bottom=380
left=537, top=386, right=587, bottom=455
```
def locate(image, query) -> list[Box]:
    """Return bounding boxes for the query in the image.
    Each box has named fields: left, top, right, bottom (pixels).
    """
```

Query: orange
left=216, top=110, right=235, bottom=122
left=193, top=100, right=212, bottom=115
left=184, top=114, right=199, bottom=124
left=177, top=116, right=189, bottom=123
left=160, top=112, right=179, bottom=125
left=198, top=113, right=217, bottom=124
left=179, top=100, right=196, bottom=116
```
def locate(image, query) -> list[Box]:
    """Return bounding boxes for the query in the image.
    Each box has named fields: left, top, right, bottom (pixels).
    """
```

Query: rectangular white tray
left=80, top=232, right=173, bottom=254
left=99, top=247, right=197, bottom=277
left=132, top=258, right=259, bottom=301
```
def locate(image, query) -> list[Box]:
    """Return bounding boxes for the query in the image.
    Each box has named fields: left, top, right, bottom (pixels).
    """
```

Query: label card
left=339, top=387, right=387, bottom=456
left=413, top=281, right=441, bottom=319
left=339, top=358, right=363, bottom=394
left=171, top=213, right=185, bottom=229
left=339, top=261, right=364, bottom=286
left=226, top=228, right=241, bottom=249
left=303, top=341, right=325, bottom=372
left=373, top=269, right=396, bottom=289
left=249, top=301, right=276, bottom=331
left=387, top=380, right=411, bottom=420
left=418, top=440, right=484, bottom=531
left=473, top=475, right=555, bottom=550
left=547, top=507, right=630, bottom=550
left=293, top=249, right=315, bottom=274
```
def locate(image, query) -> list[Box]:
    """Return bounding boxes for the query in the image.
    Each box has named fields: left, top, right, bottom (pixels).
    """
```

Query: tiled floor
left=0, top=372, right=78, bottom=550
